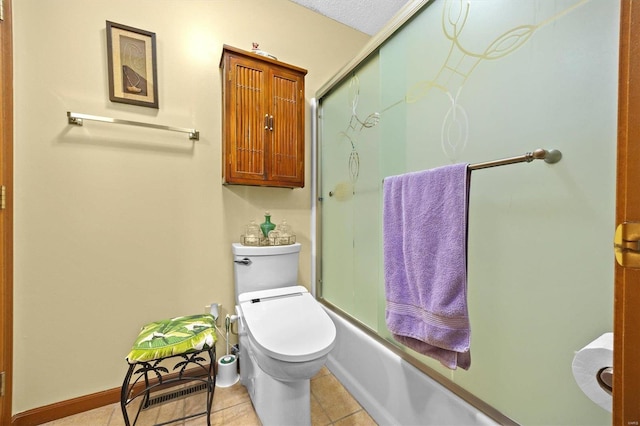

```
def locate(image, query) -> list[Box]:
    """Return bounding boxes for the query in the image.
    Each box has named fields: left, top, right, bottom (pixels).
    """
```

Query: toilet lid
left=238, top=286, right=336, bottom=362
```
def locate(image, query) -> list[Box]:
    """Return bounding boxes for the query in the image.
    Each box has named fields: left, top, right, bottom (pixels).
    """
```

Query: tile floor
left=43, top=367, right=377, bottom=426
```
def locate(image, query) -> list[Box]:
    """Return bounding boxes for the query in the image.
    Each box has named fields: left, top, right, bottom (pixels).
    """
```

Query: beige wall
left=12, top=0, right=369, bottom=414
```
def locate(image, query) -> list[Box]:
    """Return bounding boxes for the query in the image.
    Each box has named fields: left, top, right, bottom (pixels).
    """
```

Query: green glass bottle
left=260, top=211, right=276, bottom=238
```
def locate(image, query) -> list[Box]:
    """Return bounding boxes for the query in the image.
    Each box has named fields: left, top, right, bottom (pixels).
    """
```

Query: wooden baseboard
left=11, top=387, right=120, bottom=426
left=10, top=364, right=214, bottom=425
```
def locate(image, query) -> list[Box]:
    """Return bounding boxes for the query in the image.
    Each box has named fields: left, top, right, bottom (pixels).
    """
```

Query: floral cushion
left=126, top=314, right=217, bottom=363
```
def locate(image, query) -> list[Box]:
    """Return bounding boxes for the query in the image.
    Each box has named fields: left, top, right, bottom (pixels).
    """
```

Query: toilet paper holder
left=597, top=367, right=613, bottom=395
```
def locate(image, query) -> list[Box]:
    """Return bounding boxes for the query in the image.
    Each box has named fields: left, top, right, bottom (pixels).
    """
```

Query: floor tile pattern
left=42, top=367, right=377, bottom=426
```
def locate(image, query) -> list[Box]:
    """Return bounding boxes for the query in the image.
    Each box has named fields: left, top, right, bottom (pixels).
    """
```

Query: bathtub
left=323, top=307, right=500, bottom=426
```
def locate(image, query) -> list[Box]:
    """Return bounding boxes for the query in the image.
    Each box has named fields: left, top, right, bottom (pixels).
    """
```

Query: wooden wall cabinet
left=220, top=45, right=307, bottom=188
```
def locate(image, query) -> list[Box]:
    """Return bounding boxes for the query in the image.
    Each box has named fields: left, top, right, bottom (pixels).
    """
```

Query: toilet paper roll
left=571, top=332, right=613, bottom=412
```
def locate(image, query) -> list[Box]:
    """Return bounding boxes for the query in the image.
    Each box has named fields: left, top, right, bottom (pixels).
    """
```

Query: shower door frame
left=314, top=0, right=639, bottom=423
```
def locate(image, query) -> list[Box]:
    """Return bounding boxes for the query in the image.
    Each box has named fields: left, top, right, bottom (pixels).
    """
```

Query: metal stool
left=121, top=314, right=217, bottom=426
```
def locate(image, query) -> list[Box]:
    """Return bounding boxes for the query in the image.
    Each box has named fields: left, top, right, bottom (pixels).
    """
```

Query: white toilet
left=232, top=242, right=336, bottom=426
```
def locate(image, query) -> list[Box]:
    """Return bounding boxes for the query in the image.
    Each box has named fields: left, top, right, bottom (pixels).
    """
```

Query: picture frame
left=106, top=21, right=159, bottom=108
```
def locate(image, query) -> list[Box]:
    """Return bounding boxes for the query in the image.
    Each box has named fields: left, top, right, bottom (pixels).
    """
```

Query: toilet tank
left=232, top=243, right=301, bottom=298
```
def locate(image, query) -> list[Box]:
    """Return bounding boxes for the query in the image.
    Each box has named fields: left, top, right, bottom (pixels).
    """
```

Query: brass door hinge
left=0, top=0, right=4, bottom=22
left=0, top=372, right=5, bottom=396
left=614, top=222, right=640, bottom=268
left=0, top=186, right=5, bottom=210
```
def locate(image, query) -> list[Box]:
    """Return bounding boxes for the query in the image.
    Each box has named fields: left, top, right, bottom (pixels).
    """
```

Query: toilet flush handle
left=234, top=258, right=252, bottom=266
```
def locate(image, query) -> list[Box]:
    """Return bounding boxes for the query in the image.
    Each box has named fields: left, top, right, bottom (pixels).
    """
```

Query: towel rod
left=368, top=148, right=564, bottom=197
left=468, top=148, right=561, bottom=170
left=67, top=112, right=200, bottom=141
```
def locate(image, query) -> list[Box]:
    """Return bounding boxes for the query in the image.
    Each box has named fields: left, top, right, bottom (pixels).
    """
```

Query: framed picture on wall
left=106, top=21, right=159, bottom=108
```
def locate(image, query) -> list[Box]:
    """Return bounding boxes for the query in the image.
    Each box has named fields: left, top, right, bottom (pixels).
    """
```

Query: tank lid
left=232, top=242, right=301, bottom=256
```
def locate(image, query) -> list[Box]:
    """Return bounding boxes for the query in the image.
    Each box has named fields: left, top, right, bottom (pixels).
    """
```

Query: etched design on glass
left=441, top=88, right=468, bottom=161
left=337, top=76, right=380, bottom=187
left=332, top=0, right=587, bottom=192
left=404, top=0, right=588, bottom=161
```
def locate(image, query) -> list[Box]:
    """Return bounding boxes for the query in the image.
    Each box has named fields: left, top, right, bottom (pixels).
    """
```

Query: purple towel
left=383, top=163, right=471, bottom=370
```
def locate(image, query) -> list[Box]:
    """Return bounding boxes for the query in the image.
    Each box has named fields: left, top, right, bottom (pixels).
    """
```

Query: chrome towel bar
left=67, top=111, right=199, bottom=141
left=343, top=149, right=564, bottom=198
left=468, top=148, right=562, bottom=170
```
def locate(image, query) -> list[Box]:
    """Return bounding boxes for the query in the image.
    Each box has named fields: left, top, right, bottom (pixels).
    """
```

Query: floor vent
left=144, top=383, right=208, bottom=409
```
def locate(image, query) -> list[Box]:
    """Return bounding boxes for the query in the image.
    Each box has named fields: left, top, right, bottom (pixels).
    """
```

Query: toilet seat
left=238, top=286, right=336, bottom=363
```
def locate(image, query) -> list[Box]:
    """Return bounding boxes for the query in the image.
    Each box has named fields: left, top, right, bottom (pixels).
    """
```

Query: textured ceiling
left=289, top=0, right=410, bottom=36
